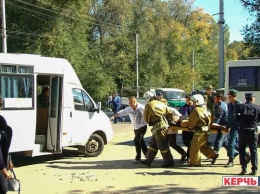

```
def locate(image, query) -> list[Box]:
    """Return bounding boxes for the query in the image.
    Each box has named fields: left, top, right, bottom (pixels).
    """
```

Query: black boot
left=161, top=150, right=174, bottom=168
left=140, top=160, right=152, bottom=167
left=162, top=160, right=175, bottom=168
left=239, top=168, right=247, bottom=175
left=211, top=153, right=219, bottom=165
left=180, top=152, right=187, bottom=163
left=141, top=149, right=157, bottom=167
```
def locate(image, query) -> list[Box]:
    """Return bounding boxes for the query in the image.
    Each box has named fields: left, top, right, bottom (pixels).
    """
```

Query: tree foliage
left=239, top=0, right=260, bottom=56
left=1, top=0, right=247, bottom=101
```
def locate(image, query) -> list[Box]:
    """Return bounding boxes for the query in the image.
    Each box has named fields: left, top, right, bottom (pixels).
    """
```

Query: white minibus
left=0, top=53, right=113, bottom=157
left=225, top=59, right=260, bottom=105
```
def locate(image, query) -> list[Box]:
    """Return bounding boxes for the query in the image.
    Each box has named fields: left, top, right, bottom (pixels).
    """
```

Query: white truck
left=0, top=53, right=113, bottom=157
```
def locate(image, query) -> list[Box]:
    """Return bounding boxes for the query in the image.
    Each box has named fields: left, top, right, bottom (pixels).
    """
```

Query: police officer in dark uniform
left=225, top=89, right=240, bottom=167
left=238, top=93, right=260, bottom=175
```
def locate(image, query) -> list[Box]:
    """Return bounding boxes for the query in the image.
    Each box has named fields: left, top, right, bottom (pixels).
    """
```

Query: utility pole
left=135, top=32, right=139, bottom=98
left=1, top=0, right=7, bottom=53
left=192, top=49, right=195, bottom=91
left=218, top=0, right=224, bottom=88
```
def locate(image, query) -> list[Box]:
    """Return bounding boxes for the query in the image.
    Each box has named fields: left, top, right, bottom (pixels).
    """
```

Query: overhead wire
left=6, top=0, right=124, bottom=41
left=6, top=0, right=133, bottom=44
left=6, top=1, right=58, bottom=20
left=8, top=35, right=39, bottom=43
left=14, top=0, right=121, bottom=28
left=36, top=0, right=121, bottom=28
left=20, top=10, right=49, bottom=21
left=8, top=30, right=58, bottom=38
left=6, top=1, right=87, bottom=42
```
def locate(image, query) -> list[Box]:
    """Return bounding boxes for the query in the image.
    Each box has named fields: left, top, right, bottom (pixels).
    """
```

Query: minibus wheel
left=82, top=134, right=104, bottom=157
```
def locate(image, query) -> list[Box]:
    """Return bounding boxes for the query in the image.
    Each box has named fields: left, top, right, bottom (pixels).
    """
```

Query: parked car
left=191, top=90, right=205, bottom=96
left=150, top=88, right=186, bottom=112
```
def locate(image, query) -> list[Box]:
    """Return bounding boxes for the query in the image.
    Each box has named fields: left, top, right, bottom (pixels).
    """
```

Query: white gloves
left=110, top=116, right=115, bottom=121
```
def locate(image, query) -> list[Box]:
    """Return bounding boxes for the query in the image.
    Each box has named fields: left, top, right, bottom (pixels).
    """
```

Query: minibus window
left=18, top=66, right=33, bottom=74
left=229, top=66, right=255, bottom=91
left=82, top=91, right=94, bottom=112
left=0, top=75, right=33, bottom=109
left=72, top=88, right=94, bottom=112
left=1, top=65, right=16, bottom=73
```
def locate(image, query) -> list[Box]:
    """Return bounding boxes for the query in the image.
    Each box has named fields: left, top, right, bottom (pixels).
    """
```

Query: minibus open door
left=46, top=76, right=63, bottom=153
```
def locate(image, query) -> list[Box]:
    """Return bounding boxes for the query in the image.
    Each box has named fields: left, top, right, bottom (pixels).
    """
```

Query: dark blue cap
left=245, top=93, right=255, bottom=98
left=228, top=89, right=237, bottom=96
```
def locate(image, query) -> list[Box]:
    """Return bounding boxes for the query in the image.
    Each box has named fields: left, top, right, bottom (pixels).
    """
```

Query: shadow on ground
left=115, top=134, right=216, bottom=147
left=12, top=149, right=241, bottom=174
left=67, top=184, right=258, bottom=194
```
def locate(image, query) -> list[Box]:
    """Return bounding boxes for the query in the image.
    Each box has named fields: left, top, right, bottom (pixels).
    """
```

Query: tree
left=239, top=0, right=260, bottom=56
left=240, top=0, right=260, bottom=12
left=3, top=0, right=231, bottom=99
left=226, top=41, right=249, bottom=60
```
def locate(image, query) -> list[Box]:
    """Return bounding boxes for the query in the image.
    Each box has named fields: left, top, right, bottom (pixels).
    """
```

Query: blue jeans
left=213, top=133, right=228, bottom=153
left=227, top=129, right=239, bottom=159
left=114, top=108, right=123, bottom=123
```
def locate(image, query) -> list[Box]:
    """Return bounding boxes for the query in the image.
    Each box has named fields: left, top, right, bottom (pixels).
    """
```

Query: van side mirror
left=95, top=102, right=101, bottom=113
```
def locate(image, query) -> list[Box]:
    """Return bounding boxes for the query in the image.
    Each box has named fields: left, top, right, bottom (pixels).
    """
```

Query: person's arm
left=143, top=104, right=151, bottom=125
left=214, top=105, right=223, bottom=124
left=188, top=109, right=199, bottom=129
left=7, top=154, right=13, bottom=170
left=182, top=105, right=188, bottom=117
left=110, top=107, right=130, bottom=120
left=1, top=168, right=12, bottom=179
left=171, top=108, right=182, bottom=117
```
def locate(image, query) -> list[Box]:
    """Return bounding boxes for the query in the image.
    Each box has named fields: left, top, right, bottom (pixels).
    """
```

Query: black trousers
left=134, top=125, right=148, bottom=160
left=239, top=129, right=258, bottom=172
left=0, top=131, right=9, bottom=194
left=167, top=134, right=186, bottom=156
left=0, top=172, right=7, bottom=194
left=182, top=131, right=194, bottom=159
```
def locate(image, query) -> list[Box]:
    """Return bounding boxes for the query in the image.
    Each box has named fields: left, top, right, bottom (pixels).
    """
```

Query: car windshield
left=163, top=91, right=186, bottom=100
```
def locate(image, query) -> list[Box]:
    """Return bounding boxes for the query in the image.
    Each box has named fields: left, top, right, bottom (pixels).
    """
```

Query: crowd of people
left=111, top=86, right=260, bottom=175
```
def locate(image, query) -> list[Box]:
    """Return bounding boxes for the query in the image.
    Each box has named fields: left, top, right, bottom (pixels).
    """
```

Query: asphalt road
left=10, top=111, right=260, bottom=194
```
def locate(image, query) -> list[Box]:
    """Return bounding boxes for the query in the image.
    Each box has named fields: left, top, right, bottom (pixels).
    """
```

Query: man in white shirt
left=111, top=96, right=148, bottom=163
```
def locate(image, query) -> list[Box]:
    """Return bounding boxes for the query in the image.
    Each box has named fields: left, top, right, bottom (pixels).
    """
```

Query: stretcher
left=169, top=121, right=229, bottom=133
